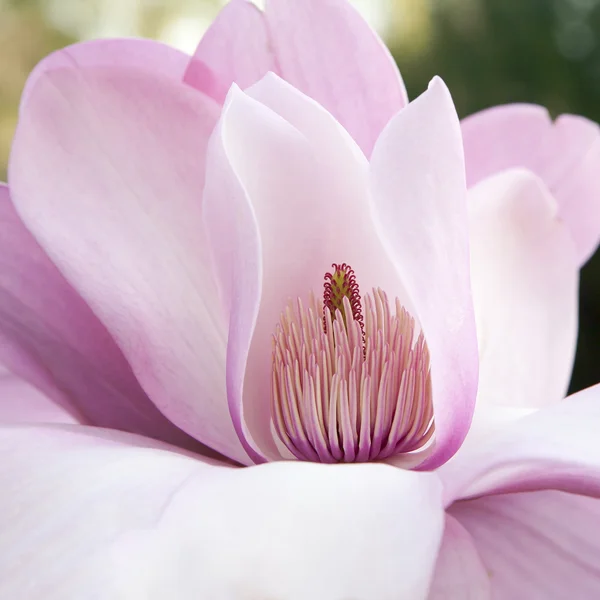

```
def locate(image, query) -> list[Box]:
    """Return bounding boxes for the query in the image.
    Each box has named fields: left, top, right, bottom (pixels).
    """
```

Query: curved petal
left=450, top=490, right=600, bottom=598
left=468, top=170, right=578, bottom=409
left=265, top=0, right=408, bottom=157
left=462, top=104, right=600, bottom=264
left=0, top=183, right=204, bottom=449
left=427, top=514, right=491, bottom=599
left=9, top=64, right=247, bottom=462
left=21, top=38, right=194, bottom=108
left=462, top=104, right=550, bottom=183
left=0, top=425, right=444, bottom=599
left=369, top=77, right=478, bottom=470
left=185, top=0, right=275, bottom=103
left=439, top=383, right=600, bottom=504
left=0, top=374, right=78, bottom=424
left=203, top=78, right=406, bottom=460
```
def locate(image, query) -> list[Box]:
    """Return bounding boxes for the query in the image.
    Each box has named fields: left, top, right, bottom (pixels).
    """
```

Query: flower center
left=270, top=263, right=434, bottom=464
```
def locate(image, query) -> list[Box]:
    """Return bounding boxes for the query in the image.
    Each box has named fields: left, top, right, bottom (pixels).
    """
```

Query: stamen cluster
left=271, top=276, right=434, bottom=463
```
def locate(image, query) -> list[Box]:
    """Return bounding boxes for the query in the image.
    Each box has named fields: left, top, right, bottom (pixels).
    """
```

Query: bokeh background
left=1, top=0, right=598, bottom=393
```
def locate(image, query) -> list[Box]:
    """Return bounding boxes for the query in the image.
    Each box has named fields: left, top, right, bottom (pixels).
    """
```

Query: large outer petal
left=439, top=383, right=600, bottom=504
left=203, top=77, right=407, bottom=460
left=468, top=170, right=578, bottom=409
left=462, top=104, right=600, bottom=264
left=369, top=77, right=478, bottom=469
left=0, top=184, right=203, bottom=448
left=21, top=38, right=194, bottom=108
left=427, top=514, right=491, bottom=599
left=9, top=64, right=247, bottom=462
left=0, top=425, right=444, bottom=599
left=184, top=0, right=275, bottom=103
left=0, top=374, right=78, bottom=424
left=450, top=490, right=600, bottom=598
left=264, top=0, right=408, bottom=157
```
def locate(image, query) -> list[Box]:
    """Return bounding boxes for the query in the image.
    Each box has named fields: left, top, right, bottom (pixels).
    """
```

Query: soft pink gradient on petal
left=9, top=65, right=248, bottom=463
left=468, top=170, right=578, bottom=409
left=202, top=102, right=264, bottom=463
left=0, top=425, right=225, bottom=599
left=462, top=104, right=600, bottom=264
left=0, top=183, right=206, bottom=449
left=439, top=383, right=600, bottom=504
left=265, top=0, right=407, bottom=157
left=427, top=514, right=491, bottom=599
left=204, top=79, right=407, bottom=460
left=455, top=404, right=537, bottom=459
left=370, top=77, right=478, bottom=470
left=185, top=0, right=275, bottom=103
left=0, top=425, right=443, bottom=599
left=451, top=490, right=600, bottom=598
left=462, top=104, right=549, bottom=179
left=21, top=38, right=193, bottom=109
left=0, top=374, right=78, bottom=424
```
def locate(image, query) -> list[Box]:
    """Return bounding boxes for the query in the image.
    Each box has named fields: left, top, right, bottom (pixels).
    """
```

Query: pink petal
left=203, top=77, right=407, bottom=460
left=450, top=490, right=600, bottom=598
left=462, top=104, right=600, bottom=264
left=468, top=170, right=578, bottom=409
left=184, top=0, right=275, bottom=103
left=0, top=374, right=78, bottom=424
left=427, top=514, right=491, bottom=599
left=0, top=424, right=443, bottom=598
left=439, top=383, right=600, bottom=504
left=9, top=62, right=248, bottom=462
left=21, top=38, right=194, bottom=109
left=264, top=0, right=408, bottom=157
left=0, top=183, right=203, bottom=448
left=369, top=77, right=478, bottom=469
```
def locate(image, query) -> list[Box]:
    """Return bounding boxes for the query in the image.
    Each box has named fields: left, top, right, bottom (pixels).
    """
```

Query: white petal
left=469, top=169, right=577, bottom=409
left=0, top=425, right=444, bottom=599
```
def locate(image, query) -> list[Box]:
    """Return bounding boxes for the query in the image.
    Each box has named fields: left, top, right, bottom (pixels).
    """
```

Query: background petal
left=203, top=79, right=407, bottom=460
left=369, top=77, right=478, bottom=469
left=450, top=490, right=600, bottom=598
left=185, top=0, right=275, bottom=103
left=9, top=64, right=248, bottom=463
left=427, top=514, right=491, bottom=599
left=462, top=104, right=600, bottom=264
left=439, top=383, right=600, bottom=504
left=0, top=373, right=78, bottom=424
left=265, top=0, right=408, bottom=157
left=0, top=183, right=204, bottom=449
left=468, top=170, right=578, bottom=409
left=0, top=425, right=444, bottom=600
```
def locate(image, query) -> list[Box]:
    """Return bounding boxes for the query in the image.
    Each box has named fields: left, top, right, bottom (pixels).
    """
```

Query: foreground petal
left=9, top=64, right=246, bottom=462
left=265, top=0, right=408, bottom=157
left=451, top=490, right=600, bottom=598
left=0, top=184, right=203, bottom=448
left=0, top=374, right=78, bottom=424
left=427, top=514, right=491, bottom=599
left=203, top=78, right=406, bottom=460
left=440, top=383, right=600, bottom=504
left=369, top=78, right=478, bottom=469
left=468, top=170, right=578, bottom=409
left=185, top=0, right=275, bottom=103
left=0, top=425, right=443, bottom=599
left=462, top=104, right=600, bottom=264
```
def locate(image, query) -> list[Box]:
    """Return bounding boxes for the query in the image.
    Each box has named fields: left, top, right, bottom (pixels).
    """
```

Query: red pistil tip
left=323, top=263, right=364, bottom=334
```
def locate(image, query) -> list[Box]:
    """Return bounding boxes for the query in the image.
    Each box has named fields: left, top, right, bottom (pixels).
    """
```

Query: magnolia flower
left=1, top=0, right=600, bottom=598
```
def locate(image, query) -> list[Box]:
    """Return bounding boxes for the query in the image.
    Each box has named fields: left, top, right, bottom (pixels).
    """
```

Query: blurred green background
left=0, top=0, right=598, bottom=393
